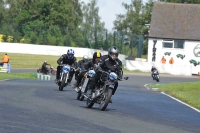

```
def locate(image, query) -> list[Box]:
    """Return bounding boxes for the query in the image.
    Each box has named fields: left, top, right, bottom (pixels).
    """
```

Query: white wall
left=0, top=42, right=127, bottom=64
left=125, top=60, right=192, bottom=76
left=147, top=38, right=200, bottom=75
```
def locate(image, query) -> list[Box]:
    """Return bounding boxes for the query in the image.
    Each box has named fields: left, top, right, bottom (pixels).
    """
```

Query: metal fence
left=0, top=24, right=144, bottom=57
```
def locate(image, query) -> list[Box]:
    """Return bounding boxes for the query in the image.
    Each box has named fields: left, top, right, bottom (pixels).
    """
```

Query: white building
left=148, top=2, right=200, bottom=75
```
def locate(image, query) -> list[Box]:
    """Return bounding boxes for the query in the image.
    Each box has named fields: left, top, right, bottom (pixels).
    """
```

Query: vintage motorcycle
left=76, top=69, right=96, bottom=101
left=152, top=70, right=160, bottom=82
left=37, top=65, right=56, bottom=75
left=84, top=70, right=128, bottom=111
left=58, top=64, right=75, bottom=91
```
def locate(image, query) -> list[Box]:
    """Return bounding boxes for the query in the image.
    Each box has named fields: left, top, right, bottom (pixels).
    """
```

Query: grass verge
left=149, top=82, right=200, bottom=110
left=0, top=72, right=37, bottom=80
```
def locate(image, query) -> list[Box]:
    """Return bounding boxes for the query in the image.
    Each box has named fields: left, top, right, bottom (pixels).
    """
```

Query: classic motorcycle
left=84, top=70, right=128, bottom=111
left=76, top=69, right=96, bottom=101
left=37, top=65, right=56, bottom=75
left=58, top=64, right=74, bottom=91
left=152, top=70, right=160, bottom=82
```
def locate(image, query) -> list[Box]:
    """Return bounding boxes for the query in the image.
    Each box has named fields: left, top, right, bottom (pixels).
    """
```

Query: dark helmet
left=83, top=55, right=88, bottom=62
left=67, top=49, right=74, bottom=59
left=93, top=51, right=101, bottom=62
left=108, top=46, right=119, bottom=61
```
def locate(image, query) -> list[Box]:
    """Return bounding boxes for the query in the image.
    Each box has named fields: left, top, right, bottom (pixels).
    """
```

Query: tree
left=80, top=0, right=105, bottom=49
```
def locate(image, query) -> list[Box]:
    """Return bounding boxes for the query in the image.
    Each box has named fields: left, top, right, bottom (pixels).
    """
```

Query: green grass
left=0, top=52, right=81, bottom=68
left=0, top=72, right=37, bottom=80
left=149, top=82, right=200, bottom=110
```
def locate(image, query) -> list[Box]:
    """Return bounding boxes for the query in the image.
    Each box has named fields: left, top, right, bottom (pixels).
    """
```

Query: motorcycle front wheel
left=99, top=87, right=113, bottom=111
left=59, top=73, right=67, bottom=91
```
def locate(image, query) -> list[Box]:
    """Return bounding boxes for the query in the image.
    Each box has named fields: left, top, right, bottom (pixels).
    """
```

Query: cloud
left=81, top=0, right=131, bottom=30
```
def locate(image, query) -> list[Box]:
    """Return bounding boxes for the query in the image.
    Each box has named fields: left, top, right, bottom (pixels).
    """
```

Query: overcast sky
left=81, top=0, right=132, bottom=31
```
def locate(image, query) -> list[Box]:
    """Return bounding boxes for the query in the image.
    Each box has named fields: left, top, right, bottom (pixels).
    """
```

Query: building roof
left=149, top=2, right=200, bottom=40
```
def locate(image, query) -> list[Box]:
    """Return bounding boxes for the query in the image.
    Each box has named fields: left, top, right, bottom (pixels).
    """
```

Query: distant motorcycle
left=37, top=65, right=56, bottom=75
left=57, top=64, right=75, bottom=91
left=152, top=70, right=159, bottom=82
left=76, top=69, right=96, bottom=101
left=84, top=70, right=129, bottom=111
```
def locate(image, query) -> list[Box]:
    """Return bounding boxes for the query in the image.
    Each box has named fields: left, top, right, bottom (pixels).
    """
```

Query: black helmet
left=93, top=51, right=101, bottom=59
left=108, top=46, right=119, bottom=61
left=83, top=55, right=88, bottom=62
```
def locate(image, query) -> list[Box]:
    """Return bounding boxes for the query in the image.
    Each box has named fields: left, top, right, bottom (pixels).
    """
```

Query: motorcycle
left=76, top=69, right=96, bottom=101
left=37, top=65, right=56, bottom=75
left=58, top=64, right=75, bottom=91
left=84, top=70, right=129, bottom=111
left=152, top=70, right=160, bottom=82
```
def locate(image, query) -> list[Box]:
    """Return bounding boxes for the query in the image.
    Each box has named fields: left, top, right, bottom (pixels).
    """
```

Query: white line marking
left=144, top=84, right=200, bottom=113
left=0, top=79, right=11, bottom=81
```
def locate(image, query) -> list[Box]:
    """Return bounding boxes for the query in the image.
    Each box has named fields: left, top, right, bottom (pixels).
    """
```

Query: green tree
left=81, top=0, right=105, bottom=49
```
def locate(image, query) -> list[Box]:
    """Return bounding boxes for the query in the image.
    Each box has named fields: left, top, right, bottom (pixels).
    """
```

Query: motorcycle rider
left=90, top=46, right=123, bottom=102
left=151, top=66, right=158, bottom=80
left=72, top=52, right=102, bottom=92
left=72, top=55, right=89, bottom=88
left=41, top=61, right=50, bottom=74
left=55, top=49, right=77, bottom=85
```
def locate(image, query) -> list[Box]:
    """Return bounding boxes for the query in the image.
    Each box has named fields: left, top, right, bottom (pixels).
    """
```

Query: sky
left=81, top=0, right=132, bottom=31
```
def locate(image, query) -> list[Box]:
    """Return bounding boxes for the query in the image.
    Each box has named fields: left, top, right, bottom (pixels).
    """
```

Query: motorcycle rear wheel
left=99, top=87, right=113, bottom=111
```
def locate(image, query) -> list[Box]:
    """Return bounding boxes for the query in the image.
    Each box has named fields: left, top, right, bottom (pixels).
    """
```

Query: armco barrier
left=37, top=73, right=51, bottom=81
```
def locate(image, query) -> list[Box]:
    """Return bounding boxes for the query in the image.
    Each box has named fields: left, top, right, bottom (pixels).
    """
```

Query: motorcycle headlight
left=88, top=70, right=96, bottom=77
left=62, top=65, right=70, bottom=72
left=109, top=72, right=117, bottom=81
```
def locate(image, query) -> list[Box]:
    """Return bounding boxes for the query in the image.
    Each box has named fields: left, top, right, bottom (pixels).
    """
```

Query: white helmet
left=83, top=55, right=88, bottom=62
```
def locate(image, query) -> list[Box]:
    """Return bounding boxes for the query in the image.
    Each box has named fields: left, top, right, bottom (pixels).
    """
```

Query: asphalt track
left=0, top=69, right=199, bottom=133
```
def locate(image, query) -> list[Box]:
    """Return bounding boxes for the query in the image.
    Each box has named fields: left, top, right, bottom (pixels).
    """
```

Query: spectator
left=1, top=53, right=10, bottom=73
left=161, top=56, right=166, bottom=64
left=169, top=57, right=174, bottom=64
left=2, top=53, right=9, bottom=63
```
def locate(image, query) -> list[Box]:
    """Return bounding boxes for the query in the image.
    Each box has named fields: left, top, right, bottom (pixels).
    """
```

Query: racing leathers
left=56, top=54, right=77, bottom=83
left=91, top=55, right=123, bottom=95
left=73, top=59, right=90, bottom=87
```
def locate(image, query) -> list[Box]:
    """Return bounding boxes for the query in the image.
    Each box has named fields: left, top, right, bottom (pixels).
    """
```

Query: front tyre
left=77, top=92, right=82, bottom=100
left=86, top=98, right=94, bottom=108
left=99, top=87, right=113, bottom=111
left=156, top=75, right=160, bottom=82
left=59, top=73, right=67, bottom=91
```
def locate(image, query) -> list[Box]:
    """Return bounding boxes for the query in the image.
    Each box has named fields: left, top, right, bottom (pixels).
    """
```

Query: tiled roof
left=149, top=2, right=200, bottom=40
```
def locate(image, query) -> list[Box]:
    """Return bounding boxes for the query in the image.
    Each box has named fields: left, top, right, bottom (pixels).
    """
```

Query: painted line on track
left=144, top=84, right=200, bottom=113
left=0, top=79, right=12, bottom=82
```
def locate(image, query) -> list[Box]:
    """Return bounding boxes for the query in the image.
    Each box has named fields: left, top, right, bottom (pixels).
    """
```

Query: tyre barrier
left=37, top=73, right=51, bottom=81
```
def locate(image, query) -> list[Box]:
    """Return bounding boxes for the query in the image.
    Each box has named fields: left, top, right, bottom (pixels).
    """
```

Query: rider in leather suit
left=90, top=46, right=123, bottom=99
left=55, top=49, right=77, bottom=85
left=72, top=52, right=102, bottom=91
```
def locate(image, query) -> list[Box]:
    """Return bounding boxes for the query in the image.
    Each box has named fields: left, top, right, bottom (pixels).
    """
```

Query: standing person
left=1, top=53, right=10, bottom=73
left=169, top=57, right=174, bottom=64
left=161, top=56, right=166, bottom=64
left=2, top=53, right=9, bottom=64
left=72, top=52, right=102, bottom=92
left=55, top=49, right=77, bottom=85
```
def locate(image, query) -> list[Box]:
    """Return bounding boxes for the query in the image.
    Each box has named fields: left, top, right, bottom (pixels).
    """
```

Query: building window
left=174, top=40, right=184, bottom=49
left=162, top=39, right=185, bottom=49
left=162, top=40, right=173, bottom=48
